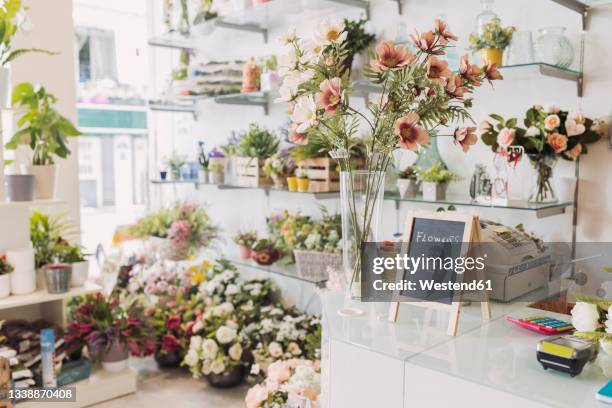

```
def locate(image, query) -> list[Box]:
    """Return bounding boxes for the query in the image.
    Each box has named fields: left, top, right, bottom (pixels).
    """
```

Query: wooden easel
left=388, top=211, right=491, bottom=336
left=0, top=357, right=12, bottom=408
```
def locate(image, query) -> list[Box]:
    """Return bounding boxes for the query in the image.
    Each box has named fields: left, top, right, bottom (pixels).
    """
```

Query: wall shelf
left=230, top=256, right=327, bottom=286
left=214, top=91, right=269, bottom=114
left=384, top=192, right=573, bottom=219
left=550, top=0, right=612, bottom=29
left=0, top=282, right=101, bottom=312
left=149, top=92, right=269, bottom=115
left=500, top=63, right=583, bottom=97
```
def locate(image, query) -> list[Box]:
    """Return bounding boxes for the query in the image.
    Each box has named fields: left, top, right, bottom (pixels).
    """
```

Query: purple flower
left=208, top=148, right=225, bottom=158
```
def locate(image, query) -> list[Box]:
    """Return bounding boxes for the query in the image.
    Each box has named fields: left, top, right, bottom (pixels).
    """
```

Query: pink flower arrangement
left=393, top=112, right=430, bottom=151
left=168, top=219, right=191, bottom=247
left=370, top=41, right=415, bottom=72
left=315, top=77, right=344, bottom=114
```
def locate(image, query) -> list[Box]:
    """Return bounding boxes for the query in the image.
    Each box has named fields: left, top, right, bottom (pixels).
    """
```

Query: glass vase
left=529, top=158, right=558, bottom=204
left=414, top=133, right=446, bottom=172
left=534, top=27, right=574, bottom=69
left=340, top=170, right=385, bottom=316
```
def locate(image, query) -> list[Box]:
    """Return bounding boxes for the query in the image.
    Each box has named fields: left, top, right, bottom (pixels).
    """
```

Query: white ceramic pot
left=0, top=66, right=11, bottom=108
left=7, top=248, right=36, bottom=295
left=396, top=179, right=418, bottom=198
left=0, top=274, right=10, bottom=299
left=422, top=181, right=447, bottom=201
left=71, top=260, right=89, bottom=287
left=27, top=164, right=57, bottom=199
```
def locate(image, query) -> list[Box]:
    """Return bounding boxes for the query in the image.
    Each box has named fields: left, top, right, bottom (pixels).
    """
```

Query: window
left=76, top=27, right=118, bottom=83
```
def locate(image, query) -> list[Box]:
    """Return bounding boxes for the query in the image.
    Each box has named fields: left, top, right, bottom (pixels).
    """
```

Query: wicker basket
left=293, top=249, right=342, bottom=281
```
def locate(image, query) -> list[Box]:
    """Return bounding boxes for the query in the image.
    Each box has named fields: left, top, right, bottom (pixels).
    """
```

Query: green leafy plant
left=263, top=55, right=278, bottom=72
left=295, top=168, right=308, bottom=179
left=233, top=231, right=258, bottom=247
left=6, top=83, right=81, bottom=165
left=344, top=18, right=376, bottom=57
left=418, top=162, right=459, bottom=183
left=29, top=210, right=78, bottom=268
left=193, top=0, right=218, bottom=24
left=469, top=17, right=516, bottom=51
left=237, top=123, right=280, bottom=159
left=197, top=141, right=209, bottom=170
left=209, top=162, right=224, bottom=173
left=0, top=0, right=57, bottom=67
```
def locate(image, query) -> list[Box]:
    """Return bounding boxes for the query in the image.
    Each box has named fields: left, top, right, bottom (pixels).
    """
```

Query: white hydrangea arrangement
left=570, top=294, right=612, bottom=344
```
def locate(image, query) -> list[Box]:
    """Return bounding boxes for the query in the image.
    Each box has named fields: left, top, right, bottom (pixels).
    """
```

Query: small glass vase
left=414, top=132, right=447, bottom=172
left=535, top=27, right=574, bottom=69
left=529, top=158, right=558, bottom=204
left=339, top=170, right=385, bottom=316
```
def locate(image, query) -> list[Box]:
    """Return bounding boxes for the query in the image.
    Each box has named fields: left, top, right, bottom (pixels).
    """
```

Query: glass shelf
left=229, top=256, right=327, bottom=286
left=150, top=180, right=340, bottom=200
left=549, top=0, right=612, bottom=29
left=214, top=91, right=269, bottom=114
left=384, top=191, right=574, bottom=218
left=149, top=92, right=269, bottom=114
left=148, top=0, right=368, bottom=48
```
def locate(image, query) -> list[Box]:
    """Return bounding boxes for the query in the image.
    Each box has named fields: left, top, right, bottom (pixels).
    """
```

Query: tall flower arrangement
left=276, top=19, right=500, bottom=295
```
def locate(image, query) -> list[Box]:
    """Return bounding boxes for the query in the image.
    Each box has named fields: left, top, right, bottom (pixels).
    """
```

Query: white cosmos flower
left=278, top=52, right=299, bottom=76
left=211, top=360, right=226, bottom=375
left=275, top=72, right=302, bottom=102
left=301, top=39, right=324, bottom=62
left=313, top=18, right=347, bottom=47
left=291, top=95, right=318, bottom=133
left=268, top=341, right=283, bottom=358
left=202, top=339, right=219, bottom=359
left=229, top=343, right=243, bottom=361
left=184, top=349, right=199, bottom=367
left=279, top=28, right=297, bottom=45
left=216, top=326, right=237, bottom=344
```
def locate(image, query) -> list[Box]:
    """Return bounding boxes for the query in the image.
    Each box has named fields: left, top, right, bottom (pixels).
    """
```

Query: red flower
left=144, top=338, right=157, bottom=355
left=185, top=321, right=195, bottom=336
left=167, top=315, right=181, bottom=330
left=128, top=340, right=142, bottom=357
left=162, top=334, right=181, bottom=353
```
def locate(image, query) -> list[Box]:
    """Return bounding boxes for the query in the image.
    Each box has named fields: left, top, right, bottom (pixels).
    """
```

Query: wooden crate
left=0, top=357, right=11, bottom=408
left=235, top=157, right=270, bottom=188
left=297, top=157, right=339, bottom=192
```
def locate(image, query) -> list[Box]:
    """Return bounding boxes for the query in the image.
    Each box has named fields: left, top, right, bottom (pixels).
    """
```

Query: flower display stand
left=235, top=157, right=271, bottom=188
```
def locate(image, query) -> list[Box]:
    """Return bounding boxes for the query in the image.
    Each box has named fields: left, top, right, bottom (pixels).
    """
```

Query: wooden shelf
left=0, top=199, right=66, bottom=210
left=0, top=282, right=101, bottom=311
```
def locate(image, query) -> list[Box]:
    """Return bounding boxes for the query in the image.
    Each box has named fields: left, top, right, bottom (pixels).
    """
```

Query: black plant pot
left=205, top=366, right=244, bottom=388
left=154, top=350, right=183, bottom=369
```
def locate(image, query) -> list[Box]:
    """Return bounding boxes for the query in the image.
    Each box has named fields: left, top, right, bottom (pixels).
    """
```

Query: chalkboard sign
left=401, top=218, right=468, bottom=304
left=388, top=210, right=491, bottom=336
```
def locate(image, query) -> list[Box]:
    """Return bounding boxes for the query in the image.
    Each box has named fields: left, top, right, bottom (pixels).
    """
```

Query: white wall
left=12, top=0, right=80, bottom=229
left=146, top=1, right=612, bottom=289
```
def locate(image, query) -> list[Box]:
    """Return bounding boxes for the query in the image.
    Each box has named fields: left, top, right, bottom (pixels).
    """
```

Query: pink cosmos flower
left=315, top=77, right=343, bottom=114
left=453, top=127, right=478, bottom=152
left=393, top=112, right=429, bottom=151
left=288, top=123, right=308, bottom=145
left=434, top=19, right=458, bottom=45
left=411, top=30, right=443, bottom=55
left=484, top=63, right=503, bottom=85
left=459, top=54, right=482, bottom=86
left=426, top=56, right=452, bottom=85
left=371, top=41, right=415, bottom=72
left=445, top=74, right=466, bottom=98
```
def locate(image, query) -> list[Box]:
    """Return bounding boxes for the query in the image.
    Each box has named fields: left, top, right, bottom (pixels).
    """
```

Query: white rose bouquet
left=571, top=294, right=612, bottom=342
left=183, top=312, right=246, bottom=380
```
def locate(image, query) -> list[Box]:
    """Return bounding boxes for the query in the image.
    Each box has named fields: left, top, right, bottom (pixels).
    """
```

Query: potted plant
left=209, top=162, right=225, bottom=184
left=233, top=231, right=258, bottom=260
left=235, top=123, right=280, bottom=187
left=263, top=153, right=293, bottom=189
left=149, top=298, right=191, bottom=369
left=0, top=1, right=55, bottom=106
left=292, top=209, right=343, bottom=281
left=260, top=55, right=279, bottom=93
left=131, top=203, right=219, bottom=261
left=183, top=313, right=247, bottom=388
left=192, top=0, right=217, bottom=36
left=296, top=168, right=309, bottom=192
left=197, top=141, right=209, bottom=183
left=65, top=294, right=156, bottom=372
left=469, top=16, right=516, bottom=66
left=396, top=165, right=419, bottom=198
left=0, top=255, right=14, bottom=299
left=5, top=83, right=81, bottom=199
left=251, top=239, right=281, bottom=266
left=165, top=153, right=186, bottom=181
left=4, top=173, right=34, bottom=202
left=418, top=162, right=459, bottom=201
left=286, top=172, right=298, bottom=191
left=55, top=242, right=88, bottom=287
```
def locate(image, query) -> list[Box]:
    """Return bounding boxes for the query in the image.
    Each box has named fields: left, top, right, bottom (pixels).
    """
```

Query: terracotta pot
left=238, top=245, right=252, bottom=260
left=252, top=249, right=280, bottom=266
left=102, top=340, right=129, bottom=372
left=154, top=350, right=183, bottom=369
left=205, top=365, right=244, bottom=388
left=27, top=164, right=57, bottom=199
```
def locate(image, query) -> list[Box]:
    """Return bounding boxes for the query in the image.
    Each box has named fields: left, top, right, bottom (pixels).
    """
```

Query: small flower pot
left=154, top=350, right=183, bottom=369
left=5, top=174, right=35, bottom=202
left=0, top=274, right=10, bottom=299
left=27, top=164, right=57, bottom=199
left=481, top=48, right=503, bottom=67
left=252, top=250, right=280, bottom=266
left=43, top=263, right=72, bottom=294
left=297, top=178, right=309, bottom=192
left=209, top=171, right=224, bottom=184
left=396, top=179, right=418, bottom=199
left=198, top=169, right=209, bottom=183
left=70, top=260, right=89, bottom=287
left=7, top=248, right=36, bottom=295
left=159, top=171, right=168, bottom=181
left=238, top=245, right=252, bottom=260
left=422, top=182, right=448, bottom=201
left=169, top=169, right=180, bottom=181
left=287, top=177, right=298, bottom=191
left=102, top=340, right=129, bottom=372
left=205, top=366, right=244, bottom=388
